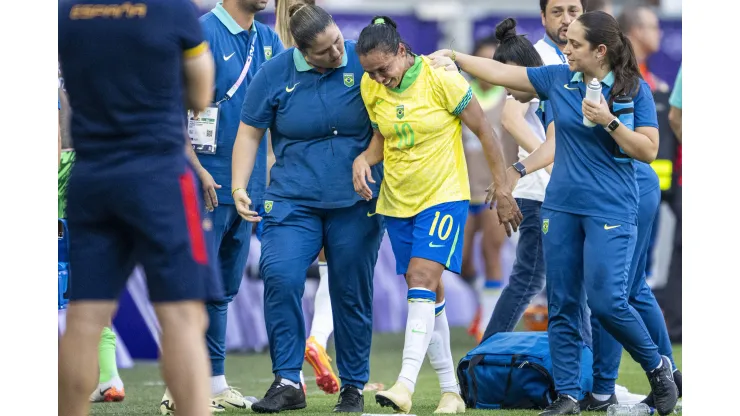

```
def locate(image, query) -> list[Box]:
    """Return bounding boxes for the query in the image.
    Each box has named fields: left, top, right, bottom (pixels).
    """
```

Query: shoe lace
left=264, top=379, right=283, bottom=398
left=546, top=395, right=569, bottom=410
left=226, top=387, right=243, bottom=399
left=338, top=387, right=361, bottom=406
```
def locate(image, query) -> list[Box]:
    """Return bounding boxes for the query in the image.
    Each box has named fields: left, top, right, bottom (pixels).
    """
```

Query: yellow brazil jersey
left=361, top=55, right=473, bottom=218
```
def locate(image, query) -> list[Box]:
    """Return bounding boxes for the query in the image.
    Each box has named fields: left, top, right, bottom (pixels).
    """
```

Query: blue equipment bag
left=457, top=331, right=593, bottom=410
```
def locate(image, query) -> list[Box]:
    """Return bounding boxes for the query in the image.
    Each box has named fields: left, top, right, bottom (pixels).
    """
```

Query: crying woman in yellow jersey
left=351, top=16, right=522, bottom=415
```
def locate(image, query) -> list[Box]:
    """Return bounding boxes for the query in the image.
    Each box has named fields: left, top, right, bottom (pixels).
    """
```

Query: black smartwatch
left=605, top=117, right=621, bottom=133
left=512, top=162, right=527, bottom=178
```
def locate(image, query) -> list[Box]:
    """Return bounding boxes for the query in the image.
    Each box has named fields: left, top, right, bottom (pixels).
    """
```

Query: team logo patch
left=264, top=46, right=273, bottom=60
left=202, top=218, right=213, bottom=232
left=264, top=200, right=273, bottom=214
left=343, top=73, right=354, bottom=87
left=542, top=219, right=549, bottom=234
left=396, top=105, right=405, bottom=120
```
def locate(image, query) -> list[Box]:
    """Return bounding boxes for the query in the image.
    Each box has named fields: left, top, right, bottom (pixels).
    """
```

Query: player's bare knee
left=65, top=301, right=116, bottom=336
left=405, top=268, right=437, bottom=291
left=155, top=300, right=208, bottom=333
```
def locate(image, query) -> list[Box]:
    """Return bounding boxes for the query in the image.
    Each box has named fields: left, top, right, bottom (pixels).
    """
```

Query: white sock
left=211, top=375, right=228, bottom=395
left=310, top=262, right=334, bottom=349
left=280, top=377, right=301, bottom=389
left=592, top=393, right=612, bottom=401
left=398, top=288, right=436, bottom=394
left=653, top=358, right=664, bottom=371
left=426, top=301, right=459, bottom=394
left=479, top=280, right=503, bottom=330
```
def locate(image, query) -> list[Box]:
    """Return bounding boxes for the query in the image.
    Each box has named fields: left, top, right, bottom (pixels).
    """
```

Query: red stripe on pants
left=179, top=171, right=208, bottom=265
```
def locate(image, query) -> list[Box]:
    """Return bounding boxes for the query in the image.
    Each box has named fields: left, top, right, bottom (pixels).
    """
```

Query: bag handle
left=519, top=360, right=557, bottom=405
left=466, top=355, right=485, bottom=407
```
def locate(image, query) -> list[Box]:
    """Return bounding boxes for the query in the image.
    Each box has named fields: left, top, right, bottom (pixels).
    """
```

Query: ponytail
left=578, top=11, right=642, bottom=98
left=610, top=31, right=642, bottom=98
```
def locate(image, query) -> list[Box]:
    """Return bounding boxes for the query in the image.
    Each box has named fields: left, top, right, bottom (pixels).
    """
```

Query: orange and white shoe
left=90, top=376, right=125, bottom=403
left=305, top=336, right=339, bottom=394
left=467, top=307, right=483, bottom=344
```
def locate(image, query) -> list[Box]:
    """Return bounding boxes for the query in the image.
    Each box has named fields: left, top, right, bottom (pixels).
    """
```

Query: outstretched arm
left=429, top=49, right=536, bottom=94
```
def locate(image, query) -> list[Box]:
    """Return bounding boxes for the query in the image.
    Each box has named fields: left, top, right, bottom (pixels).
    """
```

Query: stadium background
left=57, top=0, right=683, bottom=413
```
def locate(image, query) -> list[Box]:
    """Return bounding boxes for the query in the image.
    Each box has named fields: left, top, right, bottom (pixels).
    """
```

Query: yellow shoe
left=434, top=392, right=466, bottom=414
left=213, top=386, right=255, bottom=410
left=375, top=382, right=413, bottom=414
left=159, top=389, right=226, bottom=415
left=305, top=336, right=339, bottom=394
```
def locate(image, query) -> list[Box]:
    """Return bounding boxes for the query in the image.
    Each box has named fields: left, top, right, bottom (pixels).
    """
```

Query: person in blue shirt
left=175, top=0, right=284, bottom=412
left=231, top=4, right=384, bottom=413
left=534, top=96, right=682, bottom=412
left=58, top=1, right=220, bottom=415
left=429, top=11, right=679, bottom=416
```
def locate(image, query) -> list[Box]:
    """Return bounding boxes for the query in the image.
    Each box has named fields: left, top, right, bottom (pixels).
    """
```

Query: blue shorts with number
left=384, top=200, right=469, bottom=275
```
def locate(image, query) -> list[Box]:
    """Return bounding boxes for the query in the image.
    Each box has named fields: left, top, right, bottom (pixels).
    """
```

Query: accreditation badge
left=187, top=105, right=220, bottom=154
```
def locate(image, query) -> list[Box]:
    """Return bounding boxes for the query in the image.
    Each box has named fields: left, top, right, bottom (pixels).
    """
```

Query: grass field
left=90, top=328, right=681, bottom=415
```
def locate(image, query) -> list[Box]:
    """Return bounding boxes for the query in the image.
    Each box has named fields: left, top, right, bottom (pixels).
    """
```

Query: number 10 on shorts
left=429, top=212, right=454, bottom=240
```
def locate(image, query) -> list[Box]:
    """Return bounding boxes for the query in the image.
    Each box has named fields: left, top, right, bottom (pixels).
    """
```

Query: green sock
left=98, top=327, right=119, bottom=384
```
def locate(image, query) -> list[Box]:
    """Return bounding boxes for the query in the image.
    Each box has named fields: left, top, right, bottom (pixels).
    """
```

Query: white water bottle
left=583, top=77, right=602, bottom=127
left=607, top=403, right=651, bottom=415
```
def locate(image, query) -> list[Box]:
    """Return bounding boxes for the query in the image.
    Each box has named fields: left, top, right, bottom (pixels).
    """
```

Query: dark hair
left=540, top=0, right=588, bottom=13
left=356, top=16, right=412, bottom=56
left=617, top=5, right=654, bottom=34
left=492, top=18, right=544, bottom=68
left=288, top=3, right=334, bottom=51
left=471, top=34, right=499, bottom=58
left=578, top=11, right=642, bottom=98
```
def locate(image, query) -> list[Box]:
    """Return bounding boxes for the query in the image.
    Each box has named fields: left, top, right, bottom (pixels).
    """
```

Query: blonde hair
left=274, top=0, right=316, bottom=48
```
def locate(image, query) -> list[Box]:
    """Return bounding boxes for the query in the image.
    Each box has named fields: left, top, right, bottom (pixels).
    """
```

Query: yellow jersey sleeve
left=183, top=41, right=208, bottom=59
left=360, top=73, right=379, bottom=130
left=430, top=67, right=474, bottom=116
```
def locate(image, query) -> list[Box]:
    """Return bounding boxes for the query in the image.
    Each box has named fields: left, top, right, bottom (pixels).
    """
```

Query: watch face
left=609, top=120, right=619, bottom=131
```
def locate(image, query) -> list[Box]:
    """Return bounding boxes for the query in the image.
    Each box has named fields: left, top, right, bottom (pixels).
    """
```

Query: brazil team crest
left=343, top=73, right=354, bottom=87
left=264, top=200, right=273, bottom=214
left=264, top=46, right=273, bottom=60
left=542, top=219, right=549, bottom=234
left=396, top=105, right=405, bottom=120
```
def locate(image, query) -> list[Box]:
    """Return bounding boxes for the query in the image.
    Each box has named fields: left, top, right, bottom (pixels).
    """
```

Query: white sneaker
left=159, top=389, right=226, bottom=415
left=89, top=376, right=125, bottom=402
left=212, top=386, right=255, bottom=410
left=615, top=384, right=647, bottom=405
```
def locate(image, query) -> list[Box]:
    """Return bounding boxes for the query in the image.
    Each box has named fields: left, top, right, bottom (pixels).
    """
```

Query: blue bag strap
left=518, top=360, right=558, bottom=407
left=466, top=354, right=485, bottom=407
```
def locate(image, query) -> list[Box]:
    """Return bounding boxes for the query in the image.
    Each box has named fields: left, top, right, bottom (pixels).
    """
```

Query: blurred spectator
left=618, top=4, right=669, bottom=92
left=586, top=0, right=613, bottom=14
left=653, top=64, right=682, bottom=343
left=668, top=64, right=682, bottom=143
left=460, top=34, right=508, bottom=343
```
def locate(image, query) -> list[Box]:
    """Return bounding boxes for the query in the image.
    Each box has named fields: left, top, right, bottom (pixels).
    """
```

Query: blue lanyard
left=543, top=36, right=566, bottom=64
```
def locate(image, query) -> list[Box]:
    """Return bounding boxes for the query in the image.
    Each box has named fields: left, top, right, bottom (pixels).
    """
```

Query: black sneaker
left=333, top=385, right=364, bottom=413
left=251, top=377, right=307, bottom=414
left=645, top=356, right=678, bottom=416
left=643, top=368, right=682, bottom=408
left=579, top=392, right=617, bottom=412
left=539, top=394, right=581, bottom=415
